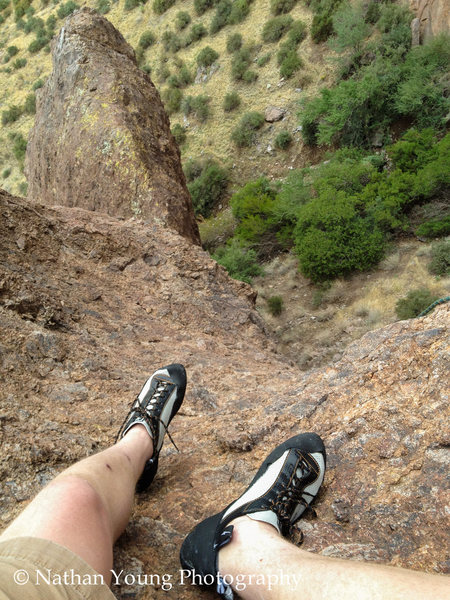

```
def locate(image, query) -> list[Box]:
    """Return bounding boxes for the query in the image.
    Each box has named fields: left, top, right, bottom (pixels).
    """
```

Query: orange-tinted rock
left=410, top=0, right=450, bottom=42
left=1, top=189, right=448, bottom=600
left=25, top=8, right=199, bottom=245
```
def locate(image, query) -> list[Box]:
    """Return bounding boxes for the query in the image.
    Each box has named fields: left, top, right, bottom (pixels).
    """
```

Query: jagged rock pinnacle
left=25, top=7, right=200, bottom=245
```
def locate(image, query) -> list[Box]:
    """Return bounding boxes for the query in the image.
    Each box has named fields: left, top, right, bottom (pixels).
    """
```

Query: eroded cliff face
left=25, top=8, right=200, bottom=245
left=1, top=9, right=449, bottom=600
left=410, top=0, right=450, bottom=41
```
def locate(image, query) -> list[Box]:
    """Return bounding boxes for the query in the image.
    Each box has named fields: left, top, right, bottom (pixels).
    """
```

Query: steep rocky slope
left=1, top=10, right=449, bottom=600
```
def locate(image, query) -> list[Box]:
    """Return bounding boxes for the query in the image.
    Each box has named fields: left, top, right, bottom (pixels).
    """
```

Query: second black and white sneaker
left=180, top=432, right=326, bottom=599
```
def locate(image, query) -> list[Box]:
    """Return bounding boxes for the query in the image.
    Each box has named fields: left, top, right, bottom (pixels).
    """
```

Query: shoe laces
left=269, top=452, right=315, bottom=526
left=117, top=379, right=179, bottom=452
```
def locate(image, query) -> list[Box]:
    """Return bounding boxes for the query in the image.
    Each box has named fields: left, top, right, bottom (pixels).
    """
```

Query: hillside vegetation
left=0, top=0, right=335, bottom=196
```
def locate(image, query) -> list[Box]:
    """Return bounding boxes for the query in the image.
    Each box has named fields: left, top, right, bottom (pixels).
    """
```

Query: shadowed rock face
left=1, top=189, right=448, bottom=600
left=25, top=8, right=200, bottom=245
left=410, top=0, right=450, bottom=41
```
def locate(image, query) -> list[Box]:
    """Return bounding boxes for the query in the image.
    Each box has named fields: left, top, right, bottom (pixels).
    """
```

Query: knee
left=48, top=475, right=109, bottom=525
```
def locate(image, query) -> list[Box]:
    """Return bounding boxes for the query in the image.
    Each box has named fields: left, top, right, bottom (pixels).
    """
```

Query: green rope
left=417, top=296, right=450, bottom=318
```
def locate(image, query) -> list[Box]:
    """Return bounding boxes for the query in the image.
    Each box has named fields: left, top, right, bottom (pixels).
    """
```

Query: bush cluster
left=270, top=0, right=297, bottom=16
left=231, top=46, right=257, bottom=82
left=194, top=0, right=216, bottom=16
left=428, top=241, right=450, bottom=276
left=182, top=94, right=211, bottom=122
left=139, top=31, right=156, bottom=49
left=275, top=131, right=292, bottom=149
left=416, top=217, right=450, bottom=240
left=153, top=0, right=175, bottom=15
left=175, top=10, right=191, bottom=30
left=57, top=1, right=79, bottom=19
left=262, top=14, right=293, bottom=43
left=213, top=239, right=263, bottom=284
left=95, top=0, right=111, bottom=15
left=231, top=112, right=265, bottom=147
left=223, top=91, right=241, bottom=112
left=187, top=160, right=229, bottom=217
left=227, top=32, right=242, bottom=53
left=267, top=295, right=284, bottom=316
left=171, top=123, right=187, bottom=145
left=162, top=87, right=183, bottom=114
left=196, top=46, right=219, bottom=68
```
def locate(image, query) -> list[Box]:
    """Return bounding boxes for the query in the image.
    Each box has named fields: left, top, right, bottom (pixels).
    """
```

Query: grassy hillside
left=0, top=0, right=334, bottom=196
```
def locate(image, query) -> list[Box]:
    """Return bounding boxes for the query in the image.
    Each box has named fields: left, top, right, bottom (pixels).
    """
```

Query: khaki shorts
left=0, top=537, right=115, bottom=600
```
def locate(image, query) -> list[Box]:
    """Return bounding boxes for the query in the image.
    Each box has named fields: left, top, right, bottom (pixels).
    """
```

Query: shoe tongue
left=247, top=510, right=281, bottom=533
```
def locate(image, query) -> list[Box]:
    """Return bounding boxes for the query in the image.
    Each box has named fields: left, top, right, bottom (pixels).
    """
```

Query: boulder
left=265, top=106, right=286, bottom=122
left=25, top=8, right=200, bottom=245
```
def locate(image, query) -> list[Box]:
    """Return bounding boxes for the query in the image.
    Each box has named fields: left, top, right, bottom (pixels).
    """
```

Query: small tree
left=223, top=91, right=241, bottom=112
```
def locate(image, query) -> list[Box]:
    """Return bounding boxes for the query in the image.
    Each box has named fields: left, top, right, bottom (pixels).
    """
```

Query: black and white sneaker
left=117, top=363, right=187, bottom=492
left=180, top=433, right=326, bottom=599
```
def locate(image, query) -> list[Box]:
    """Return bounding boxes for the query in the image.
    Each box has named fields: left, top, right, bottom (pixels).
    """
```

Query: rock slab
left=25, top=8, right=200, bottom=245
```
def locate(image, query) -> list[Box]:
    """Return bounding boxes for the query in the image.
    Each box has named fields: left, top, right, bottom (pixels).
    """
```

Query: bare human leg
left=0, top=425, right=152, bottom=584
left=218, top=516, right=449, bottom=600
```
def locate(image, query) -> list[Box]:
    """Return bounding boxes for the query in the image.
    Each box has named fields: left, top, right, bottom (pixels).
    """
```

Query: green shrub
left=311, top=12, right=333, bottom=43
left=199, top=208, right=237, bottom=252
left=95, top=0, right=110, bottom=14
left=223, top=91, right=241, bottom=112
left=46, top=13, right=56, bottom=32
left=0, top=0, right=10, bottom=12
left=416, top=217, right=450, bottom=240
left=294, top=190, right=385, bottom=281
left=124, top=0, right=140, bottom=9
left=365, top=2, right=380, bottom=25
left=182, top=94, right=211, bottom=121
left=6, top=45, right=19, bottom=58
left=194, top=0, right=215, bottom=16
left=162, top=30, right=181, bottom=53
left=24, top=92, right=36, bottom=114
left=227, top=32, right=242, bottom=53
left=13, top=57, right=27, bottom=68
left=171, top=123, right=187, bottom=145
left=270, top=0, right=296, bottom=15
left=428, top=241, right=450, bottom=276
left=153, top=0, right=175, bottom=15
left=12, top=133, right=27, bottom=162
left=231, top=111, right=265, bottom=147
left=213, top=239, right=263, bottom=284
left=267, top=295, right=283, bottom=315
left=210, top=0, right=231, bottom=34
left=161, top=87, right=183, bottom=114
left=395, top=288, right=438, bottom=319
left=262, top=15, right=293, bottom=42
left=231, top=46, right=255, bottom=81
left=387, top=128, right=436, bottom=173
left=196, top=46, right=219, bottom=67
left=288, top=19, right=307, bottom=44
left=1, top=105, right=23, bottom=125
left=185, top=23, right=207, bottom=45
left=2, top=167, right=11, bottom=178
left=257, top=52, right=271, bottom=67
left=242, top=69, right=258, bottom=83
left=57, top=1, right=79, bottom=18
left=175, top=10, right=191, bottom=30
left=188, top=161, right=229, bottom=217
left=230, top=177, right=280, bottom=256
left=279, top=50, right=302, bottom=78
left=178, top=65, right=193, bottom=86
left=28, top=35, right=48, bottom=53
left=275, top=130, right=292, bottom=149
left=139, top=31, right=156, bottom=49
left=228, top=0, right=250, bottom=25
left=183, top=159, right=203, bottom=182
left=329, top=2, right=369, bottom=53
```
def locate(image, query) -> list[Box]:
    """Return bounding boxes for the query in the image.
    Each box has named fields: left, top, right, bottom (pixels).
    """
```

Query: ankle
left=218, top=516, right=280, bottom=576
left=119, top=424, right=154, bottom=459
